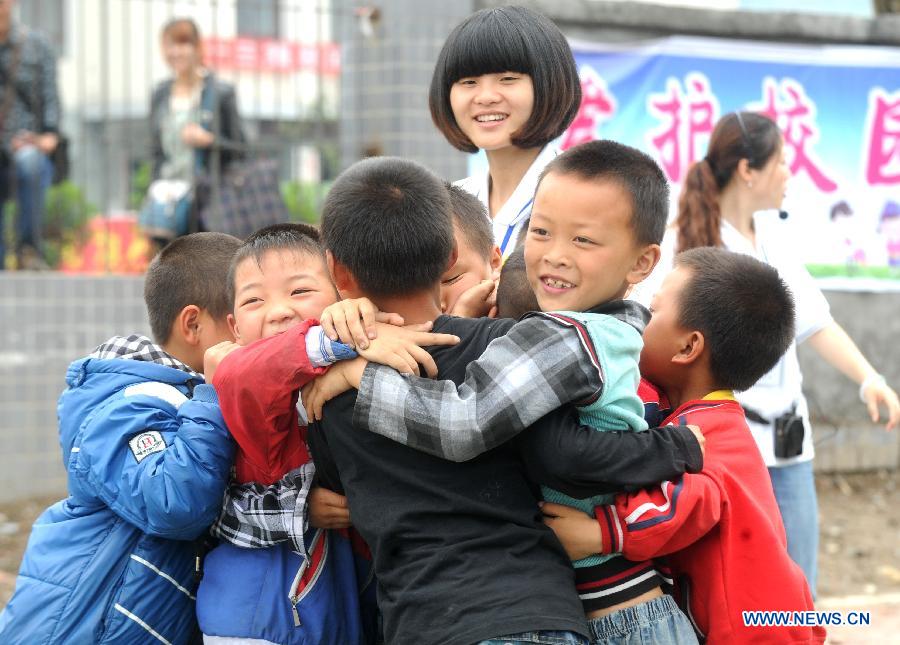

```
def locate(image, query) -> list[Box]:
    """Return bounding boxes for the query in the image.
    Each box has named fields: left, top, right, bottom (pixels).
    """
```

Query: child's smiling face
left=524, top=172, right=650, bottom=313
left=229, top=249, right=339, bottom=345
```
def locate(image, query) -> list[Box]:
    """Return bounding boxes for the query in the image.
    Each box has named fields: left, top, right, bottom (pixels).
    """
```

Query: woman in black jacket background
left=145, top=17, right=245, bottom=247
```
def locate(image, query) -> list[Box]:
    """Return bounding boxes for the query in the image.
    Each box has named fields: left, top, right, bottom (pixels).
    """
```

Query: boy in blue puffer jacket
left=0, top=233, right=243, bottom=645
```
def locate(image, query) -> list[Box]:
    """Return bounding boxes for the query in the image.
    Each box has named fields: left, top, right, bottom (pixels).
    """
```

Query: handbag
left=198, top=157, right=289, bottom=238
left=195, top=77, right=289, bottom=238
left=49, top=134, right=69, bottom=185
left=138, top=179, right=194, bottom=240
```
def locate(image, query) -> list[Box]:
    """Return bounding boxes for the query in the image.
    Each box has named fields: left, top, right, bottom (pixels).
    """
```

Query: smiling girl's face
left=449, top=72, right=535, bottom=151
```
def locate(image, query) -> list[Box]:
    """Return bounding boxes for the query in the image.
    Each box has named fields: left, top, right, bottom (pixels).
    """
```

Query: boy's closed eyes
left=229, top=249, right=339, bottom=346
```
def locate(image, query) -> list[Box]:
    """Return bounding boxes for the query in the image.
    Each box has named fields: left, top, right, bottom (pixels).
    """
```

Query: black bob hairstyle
left=429, top=6, right=582, bottom=154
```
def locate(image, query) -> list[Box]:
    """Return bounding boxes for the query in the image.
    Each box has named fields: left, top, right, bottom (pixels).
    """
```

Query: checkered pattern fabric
left=200, top=158, right=290, bottom=239
left=352, top=315, right=605, bottom=463
left=89, top=334, right=201, bottom=379
left=210, top=461, right=315, bottom=555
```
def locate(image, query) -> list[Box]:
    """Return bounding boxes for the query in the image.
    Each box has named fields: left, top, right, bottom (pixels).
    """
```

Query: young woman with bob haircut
left=429, top=5, right=581, bottom=257
left=633, top=111, right=900, bottom=597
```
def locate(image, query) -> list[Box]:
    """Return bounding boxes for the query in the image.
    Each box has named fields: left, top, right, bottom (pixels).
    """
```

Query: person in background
left=631, top=111, right=900, bottom=596
left=146, top=17, right=245, bottom=250
left=429, top=5, right=581, bottom=256
left=0, top=0, right=60, bottom=270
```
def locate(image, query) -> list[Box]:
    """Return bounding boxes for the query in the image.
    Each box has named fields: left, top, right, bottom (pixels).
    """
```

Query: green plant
left=281, top=181, right=330, bottom=225
left=43, top=180, right=98, bottom=268
left=129, top=160, right=152, bottom=210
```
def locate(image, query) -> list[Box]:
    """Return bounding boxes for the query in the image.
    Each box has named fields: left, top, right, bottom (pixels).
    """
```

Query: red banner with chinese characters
left=203, top=37, right=340, bottom=75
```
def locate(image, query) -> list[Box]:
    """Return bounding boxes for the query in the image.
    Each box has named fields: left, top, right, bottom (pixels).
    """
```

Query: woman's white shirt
left=455, top=145, right=560, bottom=259
left=631, top=213, right=833, bottom=467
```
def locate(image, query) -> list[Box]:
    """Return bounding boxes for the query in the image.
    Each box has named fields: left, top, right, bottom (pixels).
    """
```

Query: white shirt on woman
left=631, top=212, right=833, bottom=467
left=455, top=144, right=560, bottom=258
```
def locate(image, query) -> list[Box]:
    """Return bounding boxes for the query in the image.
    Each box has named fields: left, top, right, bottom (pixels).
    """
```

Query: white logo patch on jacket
left=129, top=431, right=167, bottom=463
left=123, top=381, right=189, bottom=410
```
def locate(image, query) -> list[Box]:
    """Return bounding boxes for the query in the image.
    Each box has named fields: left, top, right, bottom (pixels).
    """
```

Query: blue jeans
left=768, top=459, right=818, bottom=597
left=478, top=630, right=589, bottom=645
left=588, top=594, right=698, bottom=645
left=0, top=145, right=53, bottom=266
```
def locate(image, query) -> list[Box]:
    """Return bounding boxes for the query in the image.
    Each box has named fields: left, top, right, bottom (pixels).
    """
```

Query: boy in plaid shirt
left=304, top=141, right=702, bottom=644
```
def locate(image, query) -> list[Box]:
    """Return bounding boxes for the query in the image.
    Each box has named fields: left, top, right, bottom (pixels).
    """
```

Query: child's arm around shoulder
left=352, top=315, right=603, bottom=462
left=73, top=382, right=235, bottom=540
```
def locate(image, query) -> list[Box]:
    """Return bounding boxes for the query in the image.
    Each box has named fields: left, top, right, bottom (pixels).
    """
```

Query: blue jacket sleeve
left=72, top=383, right=235, bottom=540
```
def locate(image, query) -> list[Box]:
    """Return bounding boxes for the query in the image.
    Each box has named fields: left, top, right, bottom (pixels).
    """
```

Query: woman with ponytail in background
left=633, top=111, right=900, bottom=597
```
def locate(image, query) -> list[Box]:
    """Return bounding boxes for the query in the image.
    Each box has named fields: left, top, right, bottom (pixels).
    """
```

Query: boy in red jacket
left=542, top=247, right=825, bottom=644
left=210, top=223, right=459, bottom=487
left=196, top=224, right=458, bottom=644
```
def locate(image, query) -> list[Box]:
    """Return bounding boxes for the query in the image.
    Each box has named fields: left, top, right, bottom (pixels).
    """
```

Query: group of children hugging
left=0, top=140, right=825, bottom=645
left=2, top=4, right=872, bottom=645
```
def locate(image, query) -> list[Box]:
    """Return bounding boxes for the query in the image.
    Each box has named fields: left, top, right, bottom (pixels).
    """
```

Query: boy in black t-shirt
left=303, top=156, right=703, bottom=645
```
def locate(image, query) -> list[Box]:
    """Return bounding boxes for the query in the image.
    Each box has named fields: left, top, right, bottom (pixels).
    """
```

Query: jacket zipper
left=288, top=528, right=323, bottom=627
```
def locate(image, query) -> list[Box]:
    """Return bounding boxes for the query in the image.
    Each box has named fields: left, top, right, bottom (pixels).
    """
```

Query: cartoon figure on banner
left=646, top=72, right=718, bottom=183
left=827, top=200, right=867, bottom=266
left=559, top=66, right=616, bottom=149
left=751, top=77, right=837, bottom=192
left=865, top=88, right=900, bottom=186
left=879, top=200, right=900, bottom=267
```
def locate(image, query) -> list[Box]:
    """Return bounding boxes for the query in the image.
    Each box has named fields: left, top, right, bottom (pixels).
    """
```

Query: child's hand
left=540, top=502, right=604, bottom=560
left=449, top=280, right=498, bottom=319
left=203, top=341, right=241, bottom=382
left=302, top=358, right=368, bottom=421
left=356, top=322, right=460, bottom=378
left=320, top=298, right=405, bottom=350
left=686, top=424, right=706, bottom=458
left=308, top=486, right=352, bottom=529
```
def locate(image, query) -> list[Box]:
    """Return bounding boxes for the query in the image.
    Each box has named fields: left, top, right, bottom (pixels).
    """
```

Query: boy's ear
left=176, top=305, right=203, bottom=347
left=327, top=251, right=359, bottom=298
left=227, top=312, right=241, bottom=344
left=489, top=245, right=503, bottom=280
left=627, top=243, right=661, bottom=286
left=671, top=330, right=705, bottom=367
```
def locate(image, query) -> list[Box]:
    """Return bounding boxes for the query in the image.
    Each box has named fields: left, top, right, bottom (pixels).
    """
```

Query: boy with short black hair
left=496, top=245, right=538, bottom=319
left=0, top=233, right=241, bottom=644
left=440, top=183, right=502, bottom=317
left=543, top=247, right=825, bottom=644
left=302, top=154, right=704, bottom=645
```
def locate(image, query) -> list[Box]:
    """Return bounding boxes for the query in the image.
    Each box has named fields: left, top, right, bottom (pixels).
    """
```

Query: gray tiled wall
left=337, top=0, right=472, bottom=179
left=0, top=274, right=148, bottom=503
